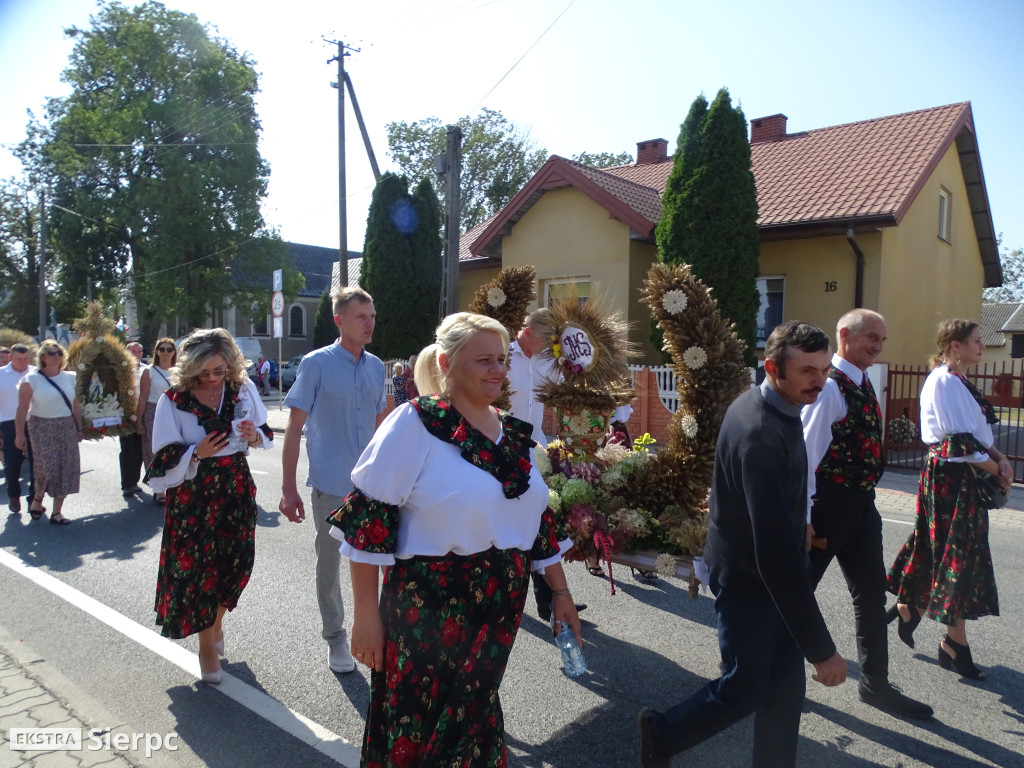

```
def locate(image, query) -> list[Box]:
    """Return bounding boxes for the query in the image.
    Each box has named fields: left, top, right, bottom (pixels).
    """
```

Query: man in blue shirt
left=280, top=286, right=386, bottom=673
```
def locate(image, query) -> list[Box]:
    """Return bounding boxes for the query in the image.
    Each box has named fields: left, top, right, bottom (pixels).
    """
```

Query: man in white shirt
left=258, top=355, right=271, bottom=396
left=1, top=344, right=36, bottom=513
left=801, top=309, right=931, bottom=719
left=508, top=309, right=585, bottom=620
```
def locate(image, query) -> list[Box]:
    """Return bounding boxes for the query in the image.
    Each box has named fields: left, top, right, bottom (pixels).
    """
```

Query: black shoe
left=637, top=708, right=670, bottom=768
left=537, top=603, right=587, bottom=622
left=858, top=681, right=933, bottom=719
left=886, top=603, right=921, bottom=649
left=8, top=498, right=21, bottom=513
left=938, top=635, right=986, bottom=681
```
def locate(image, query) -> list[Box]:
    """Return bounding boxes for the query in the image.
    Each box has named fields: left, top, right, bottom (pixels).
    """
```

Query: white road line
left=0, top=549, right=359, bottom=766
left=881, top=517, right=913, bottom=526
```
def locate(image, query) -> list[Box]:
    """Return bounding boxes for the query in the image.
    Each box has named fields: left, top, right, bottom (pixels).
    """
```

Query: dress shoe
left=328, top=640, right=356, bottom=673
left=637, top=708, right=670, bottom=768
left=938, top=635, right=986, bottom=681
left=8, top=498, right=21, bottom=513
left=858, top=680, right=933, bottom=719
left=886, top=603, right=921, bottom=649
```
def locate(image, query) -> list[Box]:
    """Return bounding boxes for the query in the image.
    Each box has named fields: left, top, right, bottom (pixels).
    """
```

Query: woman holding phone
left=146, top=328, right=272, bottom=683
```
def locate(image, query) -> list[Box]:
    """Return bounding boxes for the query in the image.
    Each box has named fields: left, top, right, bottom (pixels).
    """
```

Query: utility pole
left=327, top=39, right=353, bottom=287
left=38, top=190, right=47, bottom=342
left=438, top=126, right=462, bottom=317
left=345, top=73, right=380, bottom=182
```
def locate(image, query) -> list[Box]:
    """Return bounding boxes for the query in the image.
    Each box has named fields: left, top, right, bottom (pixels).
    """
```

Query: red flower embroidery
left=366, top=519, right=389, bottom=545
left=440, top=617, right=461, bottom=647
left=405, top=606, right=420, bottom=623
left=178, top=553, right=195, bottom=571
left=484, top=577, right=499, bottom=598
left=496, top=626, right=515, bottom=646
left=389, top=736, right=421, bottom=768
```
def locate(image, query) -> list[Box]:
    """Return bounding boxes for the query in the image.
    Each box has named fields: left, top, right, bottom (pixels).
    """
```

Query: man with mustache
left=638, top=321, right=847, bottom=768
left=801, top=309, right=932, bottom=719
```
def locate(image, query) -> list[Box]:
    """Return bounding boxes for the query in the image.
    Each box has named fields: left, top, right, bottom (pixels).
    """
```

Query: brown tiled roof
left=467, top=102, right=1000, bottom=285
left=980, top=302, right=1021, bottom=346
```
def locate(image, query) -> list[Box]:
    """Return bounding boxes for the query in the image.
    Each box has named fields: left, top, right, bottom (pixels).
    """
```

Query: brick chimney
left=750, top=114, right=788, bottom=143
left=636, top=138, right=668, bottom=165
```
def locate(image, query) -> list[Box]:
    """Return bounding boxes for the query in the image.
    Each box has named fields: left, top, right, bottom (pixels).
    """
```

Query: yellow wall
left=878, top=144, right=985, bottom=365
left=457, top=265, right=500, bottom=312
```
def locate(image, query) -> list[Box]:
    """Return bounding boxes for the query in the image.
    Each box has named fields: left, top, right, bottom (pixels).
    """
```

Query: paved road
left=1, top=436, right=1023, bottom=767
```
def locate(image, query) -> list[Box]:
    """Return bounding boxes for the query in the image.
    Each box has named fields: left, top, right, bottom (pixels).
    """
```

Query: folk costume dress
left=887, top=365, right=999, bottom=625
left=328, top=395, right=572, bottom=768
left=146, top=378, right=272, bottom=639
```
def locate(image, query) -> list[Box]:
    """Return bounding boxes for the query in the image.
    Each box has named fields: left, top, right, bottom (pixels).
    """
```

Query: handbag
left=973, top=467, right=1007, bottom=510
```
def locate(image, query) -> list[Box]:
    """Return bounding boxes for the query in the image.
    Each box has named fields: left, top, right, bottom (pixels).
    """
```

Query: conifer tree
left=313, top=287, right=336, bottom=348
left=655, top=89, right=760, bottom=363
left=408, top=178, right=443, bottom=352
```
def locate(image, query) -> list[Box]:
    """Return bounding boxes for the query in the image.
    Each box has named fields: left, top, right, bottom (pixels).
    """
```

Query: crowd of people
left=0, top=298, right=1010, bottom=767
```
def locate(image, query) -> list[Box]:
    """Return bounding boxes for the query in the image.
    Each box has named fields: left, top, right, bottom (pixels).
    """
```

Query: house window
left=289, top=304, right=306, bottom=338
left=252, top=314, right=269, bottom=336
left=546, top=279, right=591, bottom=308
left=1011, top=334, right=1024, bottom=359
left=938, top=188, right=951, bottom=242
left=756, top=276, right=784, bottom=347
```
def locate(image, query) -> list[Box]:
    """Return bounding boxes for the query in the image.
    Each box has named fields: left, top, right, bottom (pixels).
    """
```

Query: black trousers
left=119, top=433, right=144, bottom=490
left=807, top=480, right=888, bottom=686
left=652, top=585, right=807, bottom=767
left=1, top=419, right=35, bottom=502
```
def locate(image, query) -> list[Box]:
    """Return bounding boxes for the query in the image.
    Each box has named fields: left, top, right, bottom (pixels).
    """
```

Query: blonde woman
left=330, top=312, right=580, bottom=767
left=146, top=329, right=272, bottom=683
left=887, top=320, right=1011, bottom=681
left=137, top=337, right=177, bottom=504
left=14, top=340, right=81, bottom=525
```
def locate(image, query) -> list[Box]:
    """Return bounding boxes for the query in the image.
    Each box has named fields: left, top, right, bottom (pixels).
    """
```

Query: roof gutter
left=846, top=227, right=865, bottom=309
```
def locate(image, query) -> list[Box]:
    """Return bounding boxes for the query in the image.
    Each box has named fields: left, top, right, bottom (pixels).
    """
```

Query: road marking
left=0, top=549, right=359, bottom=767
left=250, top=470, right=268, bottom=475
left=881, top=517, right=913, bottom=526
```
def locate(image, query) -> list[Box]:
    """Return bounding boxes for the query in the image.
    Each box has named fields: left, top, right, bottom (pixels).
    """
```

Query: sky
left=1, top=0, right=1023, bottom=265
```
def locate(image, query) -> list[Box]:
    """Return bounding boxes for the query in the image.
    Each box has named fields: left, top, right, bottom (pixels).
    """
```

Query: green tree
left=983, top=245, right=1023, bottom=303
left=570, top=150, right=635, bottom=168
left=386, top=108, right=548, bottom=233
left=313, top=286, right=336, bottom=348
left=21, top=1, right=291, bottom=348
left=0, top=180, right=45, bottom=333
left=408, top=177, right=443, bottom=349
left=655, top=89, right=759, bottom=363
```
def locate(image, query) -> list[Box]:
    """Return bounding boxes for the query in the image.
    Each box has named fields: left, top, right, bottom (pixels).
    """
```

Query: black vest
left=815, top=366, right=884, bottom=492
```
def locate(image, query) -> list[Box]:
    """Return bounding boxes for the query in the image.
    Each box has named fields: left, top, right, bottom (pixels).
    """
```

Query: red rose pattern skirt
left=362, top=547, right=531, bottom=768
left=154, top=453, right=258, bottom=639
left=887, top=457, right=999, bottom=625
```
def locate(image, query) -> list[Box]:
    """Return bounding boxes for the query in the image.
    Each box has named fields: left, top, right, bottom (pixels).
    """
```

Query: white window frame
left=938, top=187, right=951, bottom=242
left=289, top=303, right=306, bottom=338
left=545, top=278, right=591, bottom=308
left=756, top=275, right=785, bottom=348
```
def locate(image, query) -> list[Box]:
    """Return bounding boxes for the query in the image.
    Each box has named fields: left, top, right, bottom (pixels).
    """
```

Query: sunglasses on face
left=44, top=349, right=64, bottom=357
left=157, top=346, right=175, bottom=353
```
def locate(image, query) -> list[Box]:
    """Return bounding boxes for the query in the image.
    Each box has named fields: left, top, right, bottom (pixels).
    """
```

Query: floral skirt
left=141, top=401, right=158, bottom=471
left=887, top=456, right=999, bottom=625
left=154, top=454, right=257, bottom=639
left=26, top=415, right=80, bottom=498
left=362, top=547, right=531, bottom=768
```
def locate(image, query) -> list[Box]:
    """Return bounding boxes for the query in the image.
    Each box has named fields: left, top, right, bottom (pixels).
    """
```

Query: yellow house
left=459, top=102, right=1001, bottom=366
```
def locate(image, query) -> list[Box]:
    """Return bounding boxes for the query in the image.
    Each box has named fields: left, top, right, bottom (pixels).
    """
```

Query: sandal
left=633, top=568, right=659, bottom=580
left=586, top=565, right=605, bottom=577
left=29, top=497, right=46, bottom=520
left=49, top=513, right=72, bottom=526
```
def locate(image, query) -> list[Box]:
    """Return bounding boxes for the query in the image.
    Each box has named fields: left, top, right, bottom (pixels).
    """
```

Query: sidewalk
left=0, top=643, right=137, bottom=767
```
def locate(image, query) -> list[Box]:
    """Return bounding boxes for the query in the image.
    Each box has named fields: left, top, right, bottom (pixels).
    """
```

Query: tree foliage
left=570, top=150, right=635, bottom=168
left=655, top=89, right=759, bottom=363
left=983, top=245, right=1024, bottom=303
left=386, top=108, right=547, bottom=233
left=313, top=287, right=337, bottom=348
left=360, top=173, right=442, bottom=359
left=18, top=1, right=299, bottom=348
left=0, top=180, right=45, bottom=333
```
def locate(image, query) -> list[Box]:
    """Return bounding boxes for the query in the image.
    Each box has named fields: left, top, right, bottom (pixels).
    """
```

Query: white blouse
left=148, top=377, right=271, bottom=492
left=146, top=365, right=174, bottom=403
left=920, top=365, right=993, bottom=464
left=24, top=371, right=76, bottom=419
left=333, top=403, right=572, bottom=572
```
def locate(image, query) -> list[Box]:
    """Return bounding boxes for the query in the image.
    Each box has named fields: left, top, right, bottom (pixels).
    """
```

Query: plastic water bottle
left=552, top=618, right=587, bottom=677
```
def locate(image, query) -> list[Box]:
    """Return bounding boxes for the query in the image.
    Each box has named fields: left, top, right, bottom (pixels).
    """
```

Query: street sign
left=273, top=269, right=282, bottom=292
left=273, top=316, right=283, bottom=339
left=272, top=290, right=285, bottom=318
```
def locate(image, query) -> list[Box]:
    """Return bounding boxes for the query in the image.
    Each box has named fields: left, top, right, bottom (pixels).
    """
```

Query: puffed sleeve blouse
left=146, top=377, right=272, bottom=492
left=919, top=365, right=994, bottom=464
left=328, top=395, right=572, bottom=572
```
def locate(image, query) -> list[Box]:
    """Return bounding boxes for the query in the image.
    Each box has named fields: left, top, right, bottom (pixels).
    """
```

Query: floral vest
left=815, top=365, right=884, bottom=492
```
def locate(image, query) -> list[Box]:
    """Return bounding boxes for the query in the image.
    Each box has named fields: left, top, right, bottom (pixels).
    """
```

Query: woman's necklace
left=195, top=385, right=223, bottom=409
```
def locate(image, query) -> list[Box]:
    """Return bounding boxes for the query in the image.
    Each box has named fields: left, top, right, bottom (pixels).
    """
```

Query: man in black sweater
left=638, top=321, right=848, bottom=768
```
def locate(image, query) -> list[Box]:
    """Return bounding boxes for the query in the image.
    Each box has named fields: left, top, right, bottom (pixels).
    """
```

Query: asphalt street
left=1, top=435, right=1023, bottom=767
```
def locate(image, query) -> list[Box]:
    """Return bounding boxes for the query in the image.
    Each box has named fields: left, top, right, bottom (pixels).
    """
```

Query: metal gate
left=884, top=360, right=1024, bottom=482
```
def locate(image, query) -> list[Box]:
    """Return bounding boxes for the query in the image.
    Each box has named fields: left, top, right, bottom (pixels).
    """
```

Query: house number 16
left=824, top=281, right=837, bottom=292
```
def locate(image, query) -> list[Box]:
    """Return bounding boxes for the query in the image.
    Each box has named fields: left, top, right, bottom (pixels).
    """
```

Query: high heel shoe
left=938, top=635, right=986, bottom=680
left=200, top=668, right=223, bottom=685
left=886, top=603, right=921, bottom=649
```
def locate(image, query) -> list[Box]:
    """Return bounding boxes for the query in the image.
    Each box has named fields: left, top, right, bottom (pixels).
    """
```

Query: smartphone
left=200, top=416, right=230, bottom=435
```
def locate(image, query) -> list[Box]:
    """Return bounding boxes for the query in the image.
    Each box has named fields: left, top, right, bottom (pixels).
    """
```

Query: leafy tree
left=655, top=89, right=759, bottom=363
left=19, top=1, right=295, bottom=348
left=0, top=180, right=45, bottom=333
left=386, top=108, right=547, bottom=233
left=313, top=287, right=337, bottom=348
left=408, top=177, right=443, bottom=349
left=570, top=151, right=635, bottom=168
left=983, top=245, right=1024, bottom=303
